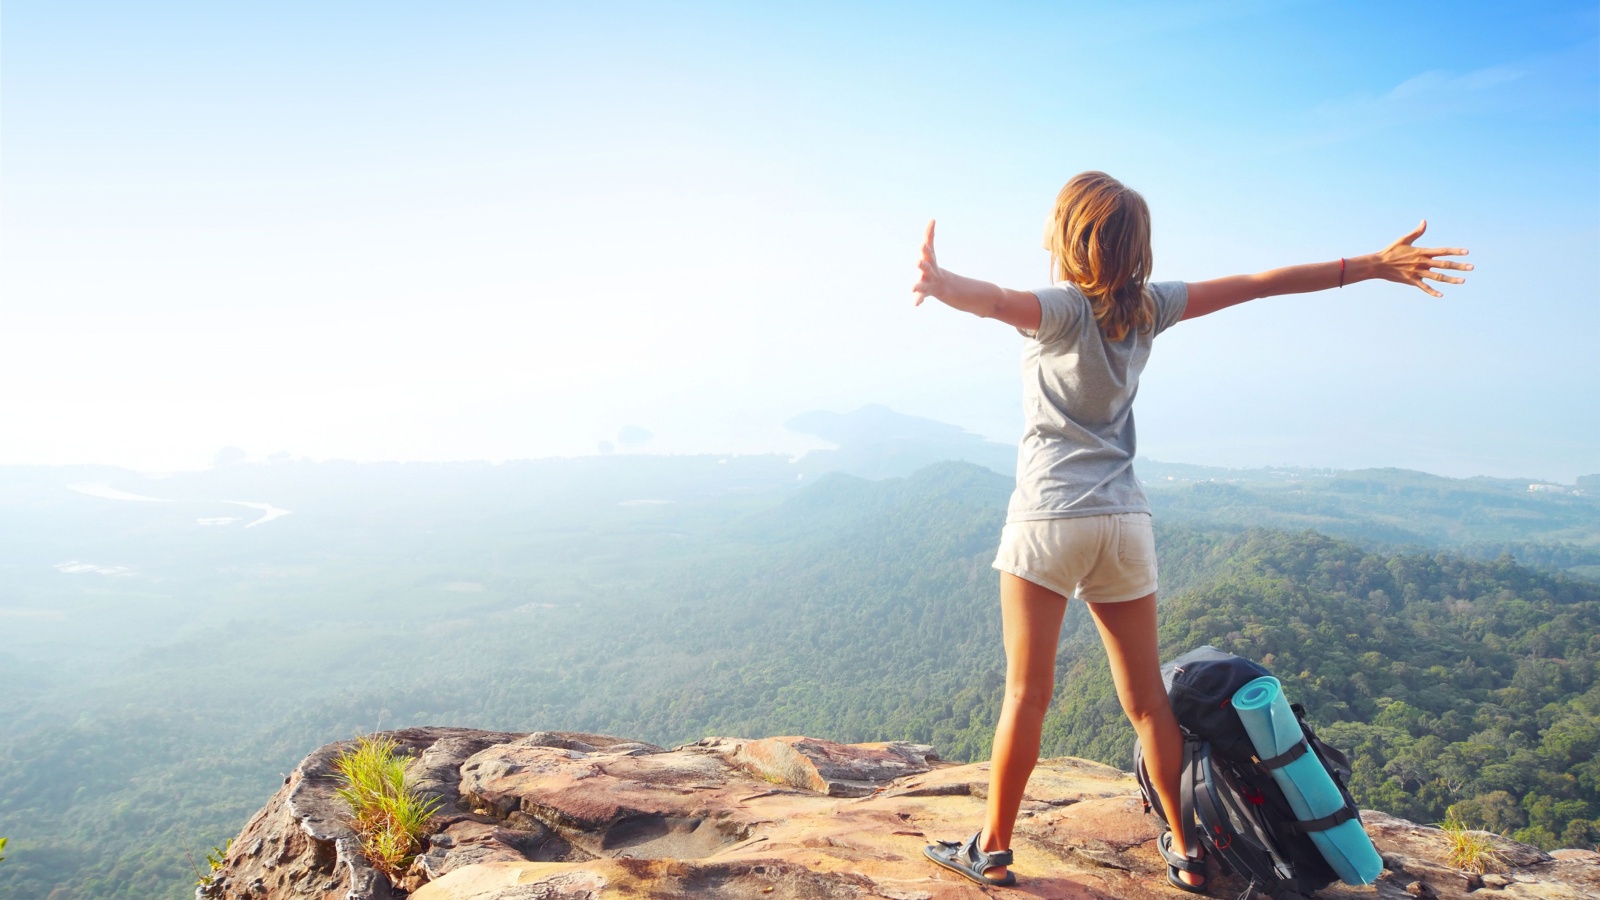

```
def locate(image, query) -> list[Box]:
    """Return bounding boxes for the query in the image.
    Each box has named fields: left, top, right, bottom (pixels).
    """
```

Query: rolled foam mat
left=1232, top=676, right=1383, bottom=885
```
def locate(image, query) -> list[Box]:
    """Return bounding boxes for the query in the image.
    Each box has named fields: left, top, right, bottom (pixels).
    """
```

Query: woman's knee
left=1119, top=691, right=1175, bottom=729
left=1004, top=681, right=1055, bottom=716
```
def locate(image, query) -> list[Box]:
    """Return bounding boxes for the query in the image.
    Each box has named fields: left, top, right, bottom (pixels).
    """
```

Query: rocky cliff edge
left=201, top=727, right=1599, bottom=900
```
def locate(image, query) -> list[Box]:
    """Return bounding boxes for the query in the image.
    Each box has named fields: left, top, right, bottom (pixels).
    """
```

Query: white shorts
left=992, top=513, right=1158, bottom=604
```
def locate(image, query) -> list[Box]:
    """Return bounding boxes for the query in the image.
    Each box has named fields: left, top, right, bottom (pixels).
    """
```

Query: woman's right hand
left=912, top=219, right=944, bottom=306
left=1360, top=221, right=1473, bottom=297
left=907, top=219, right=1043, bottom=330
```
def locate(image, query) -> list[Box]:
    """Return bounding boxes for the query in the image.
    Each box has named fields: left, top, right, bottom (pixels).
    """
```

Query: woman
left=914, top=171, right=1469, bottom=889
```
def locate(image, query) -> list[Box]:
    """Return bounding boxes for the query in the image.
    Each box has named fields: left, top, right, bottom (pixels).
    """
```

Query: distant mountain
left=785, top=405, right=1017, bottom=479
left=1146, top=466, right=1600, bottom=578
left=777, top=408, right=1600, bottom=579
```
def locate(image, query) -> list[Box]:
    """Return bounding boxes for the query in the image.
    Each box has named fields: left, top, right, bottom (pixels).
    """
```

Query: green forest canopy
left=0, top=459, right=1596, bottom=898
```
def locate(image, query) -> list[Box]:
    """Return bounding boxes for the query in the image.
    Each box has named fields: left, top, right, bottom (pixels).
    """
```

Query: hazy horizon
left=5, top=2, right=1596, bottom=480
left=4, top=401, right=1592, bottom=486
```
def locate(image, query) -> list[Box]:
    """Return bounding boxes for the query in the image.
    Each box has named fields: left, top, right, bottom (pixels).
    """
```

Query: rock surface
left=1361, top=811, right=1598, bottom=900
left=202, top=728, right=1600, bottom=900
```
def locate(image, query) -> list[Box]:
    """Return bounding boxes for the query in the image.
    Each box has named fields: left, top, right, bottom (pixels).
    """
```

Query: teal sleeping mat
left=1232, top=676, right=1383, bottom=885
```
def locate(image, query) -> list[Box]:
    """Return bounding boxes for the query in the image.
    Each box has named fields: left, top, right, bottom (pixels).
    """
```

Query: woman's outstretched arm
left=912, top=220, right=1043, bottom=332
left=1182, top=221, right=1472, bottom=321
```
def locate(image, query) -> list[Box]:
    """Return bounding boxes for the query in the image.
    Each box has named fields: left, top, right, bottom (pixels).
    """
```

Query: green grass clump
left=191, top=838, right=231, bottom=886
left=1439, top=814, right=1508, bottom=874
left=332, top=735, right=440, bottom=878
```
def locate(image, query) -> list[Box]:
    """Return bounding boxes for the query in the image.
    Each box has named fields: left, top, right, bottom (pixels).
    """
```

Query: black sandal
left=924, top=830, right=1017, bottom=886
left=1158, top=831, right=1207, bottom=893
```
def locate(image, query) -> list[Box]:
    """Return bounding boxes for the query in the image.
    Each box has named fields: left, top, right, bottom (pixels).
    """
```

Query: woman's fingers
left=914, top=219, right=940, bottom=305
left=1373, top=224, right=1469, bottom=297
left=1409, top=274, right=1444, bottom=297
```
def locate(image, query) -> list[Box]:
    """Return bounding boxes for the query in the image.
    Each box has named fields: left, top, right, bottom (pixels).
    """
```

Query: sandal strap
left=1159, top=831, right=1204, bottom=874
left=961, top=831, right=1014, bottom=869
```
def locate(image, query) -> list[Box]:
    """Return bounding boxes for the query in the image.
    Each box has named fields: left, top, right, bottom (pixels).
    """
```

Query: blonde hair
left=1044, top=171, right=1154, bottom=342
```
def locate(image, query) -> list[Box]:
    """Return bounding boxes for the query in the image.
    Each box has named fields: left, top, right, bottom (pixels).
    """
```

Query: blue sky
left=4, top=1, right=1597, bottom=478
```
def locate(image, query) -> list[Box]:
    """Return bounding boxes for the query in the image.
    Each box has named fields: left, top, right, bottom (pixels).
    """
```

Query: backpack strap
left=1293, top=705, right=1353, bottom=783
left=1177, top=737, right=1201, bottom=857
left=1280, top=804, right=1359, bottom=835
left=1257, top=738, right=1309, bottom=771
left=1308, top=734, right=1353, bottom=783
left=1191, top=743, right=1305, bottom=899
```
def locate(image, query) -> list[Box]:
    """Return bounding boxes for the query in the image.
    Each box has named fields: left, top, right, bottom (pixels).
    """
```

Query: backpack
left=1133, top=646, right=1362, bottom=900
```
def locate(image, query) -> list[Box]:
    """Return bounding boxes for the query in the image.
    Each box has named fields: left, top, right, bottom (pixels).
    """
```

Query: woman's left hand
left=1362, top=220, right=1473, bottom=298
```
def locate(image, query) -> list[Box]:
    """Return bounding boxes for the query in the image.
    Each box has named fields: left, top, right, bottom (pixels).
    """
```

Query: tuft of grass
left=191, top=837, right=232, bottom=886
left=332, top=734, right=441, bottom=878
left=1439, top=814, right=1508, bottom=874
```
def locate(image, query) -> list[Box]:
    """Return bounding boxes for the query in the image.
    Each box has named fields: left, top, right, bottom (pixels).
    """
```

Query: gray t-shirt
left=1006, top=281, right=1188, bottom=522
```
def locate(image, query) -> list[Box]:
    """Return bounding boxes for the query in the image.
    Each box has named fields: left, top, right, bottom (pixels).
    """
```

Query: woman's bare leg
left=978, top=572, right=1069, bottom=879
left=1085, top=593, right=1202, bottom=887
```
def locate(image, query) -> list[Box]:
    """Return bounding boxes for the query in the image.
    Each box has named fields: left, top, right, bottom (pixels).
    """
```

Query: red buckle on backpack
left=1243, top=786, right=1266, bottom=805
left=1211, top=825, right=1232, bottom=850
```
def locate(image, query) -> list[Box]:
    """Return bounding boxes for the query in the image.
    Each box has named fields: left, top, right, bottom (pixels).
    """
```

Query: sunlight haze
left=3, top=1, right=1596, bottom=479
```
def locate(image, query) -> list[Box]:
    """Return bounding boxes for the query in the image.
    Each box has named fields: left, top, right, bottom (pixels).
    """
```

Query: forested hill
left=2, top=460, right=1598, bottom=898
left=1145, top=466, right=1600, bottom=578
left=1043, top=529, right=1600, bottom=850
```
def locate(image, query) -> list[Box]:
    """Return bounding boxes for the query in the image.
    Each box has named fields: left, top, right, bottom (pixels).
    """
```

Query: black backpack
left=1133, top=646, right=1362, bottom=900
